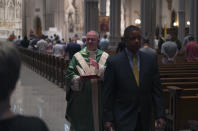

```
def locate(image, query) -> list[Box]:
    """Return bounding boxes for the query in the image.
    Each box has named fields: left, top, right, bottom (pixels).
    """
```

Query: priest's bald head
left=86, top=31, right=100, bottom=51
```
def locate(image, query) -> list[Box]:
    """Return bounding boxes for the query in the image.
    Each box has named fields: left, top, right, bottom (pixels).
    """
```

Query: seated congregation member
left=185, top=36, right=198, bottom=62
left=36, top=35, right=48, bottom=54
left=0, top=41, right=49, bottom=131
left=99, top=34, right=109, bottom=51
left=52, top=40, right=65, bottom=57
left=103, top=25, right=166, bottom=131
left=65, top=31, right=109, bottom=131
left=183, top=34, right=192, bottom=48
left=65, top=37, right=81, bottom=60
left=116, top=37, right=125, bottom=53
left=82, top=36, right=87, bottom=48
left=161, top=34, right=178, bottom=64
left=140, top=36, right=157, bottom=56
left=21, top=36, right=29, bottom=48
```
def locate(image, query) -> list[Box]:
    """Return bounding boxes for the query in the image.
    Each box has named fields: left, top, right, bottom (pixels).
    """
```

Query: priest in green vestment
left=65, top=31, right=109, bottom=131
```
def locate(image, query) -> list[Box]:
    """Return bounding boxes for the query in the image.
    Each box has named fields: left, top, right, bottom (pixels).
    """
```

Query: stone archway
left=34, top=16, right=42, bottom=36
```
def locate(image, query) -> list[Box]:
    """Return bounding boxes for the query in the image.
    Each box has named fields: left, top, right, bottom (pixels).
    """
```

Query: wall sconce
left=135, top=19, right=141, bottom=25
left=187, top=21, right=190, bottom=26
left=173, top=22, right=178, bottom=27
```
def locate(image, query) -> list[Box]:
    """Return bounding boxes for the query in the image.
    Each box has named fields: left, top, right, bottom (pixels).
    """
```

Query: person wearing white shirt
left=52, top=40, right=65, bottom=57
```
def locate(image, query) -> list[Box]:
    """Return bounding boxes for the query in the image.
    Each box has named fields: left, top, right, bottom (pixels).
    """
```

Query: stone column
left=151, top=0, right=156, bottom=48
left=156, top=0, right=162, bottom=38
left=43, top=0, right=46, bottom=31
left=84, top=0, right=99, bottom=34
left=178, top=0, right=185, bottom=42
left=109, top=0, right=121, bottom=50
left=141, top=0, right=149, bottom=37
left=100, top=0, right=106, bottom=16
left=22, top=0, right=27, bottom=37
left=60, top=0, right=66, bottom=39
left=194, top=0, right=198, bottom=42
left=189, top=0, right=195, bottom=35
left=141, top=0, right=156, bottom=47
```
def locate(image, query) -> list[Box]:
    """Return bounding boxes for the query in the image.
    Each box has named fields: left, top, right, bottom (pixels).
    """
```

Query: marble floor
left=11, top=65, right=70, bottom=131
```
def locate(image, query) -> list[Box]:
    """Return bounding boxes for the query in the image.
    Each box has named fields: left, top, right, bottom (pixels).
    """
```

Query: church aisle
left=11, top=65, right=70, bottom=131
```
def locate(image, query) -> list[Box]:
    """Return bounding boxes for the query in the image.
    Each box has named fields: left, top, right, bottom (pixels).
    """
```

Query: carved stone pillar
left=100, top=0, right=106, bottom=16
left=194, top=0, right=198, bottom=42
left=189, top=0, right=195, bottom=35
left=189, top=0, right=198, bottom=42
left=54, top=0, right=65, bottom=38
left=141, top=0, right=156, bottom=47
left=22, top=0, right=27, bottom=36
left=84, top=0, right=99, bottom=34
left=151, top=0, right=156, bottom=48
left=43, top=0, right=46, bottom=31
left=59, top=0, right=66, bottom=39
left=178, top=0, right=185, bottom=42
left=156, top=0, right=162, bottom=28
left=109, top=0, right=121, bottom=50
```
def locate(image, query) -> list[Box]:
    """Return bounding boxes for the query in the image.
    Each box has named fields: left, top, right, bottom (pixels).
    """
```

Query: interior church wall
left=64, top=0, right=84, bottom=41
left=25, top=0, right=45, bottom=37
left=24, top=0, right=34, bottom=37
left=123, top=0, right=131, bottom=28
left=106, top=0, right=142, bottom=36
left=34, top=0, right=45, bottom=31
left=130, top=0, right=140, bottom=26
left=23, top=0, right=191, bottom=40
left=172, top=0, right=190, bottom=25
left=185, top=0, right=190, bottom=25
left=156, top=0, right=162, bottom=28
left=25, top=0, right=66, bottom=39
left=120, top=0, right=125, bottom=35
left=106, top=0, right=110, bottom=16
left=161, top=0, right=172, bottom=28
left=0, top=0, right=22, bottom=38
left=45, top=0, right=56, bottom=30
left=54, top=0, right=65, bottom=39
left=161, top=0, right=189, bottom=28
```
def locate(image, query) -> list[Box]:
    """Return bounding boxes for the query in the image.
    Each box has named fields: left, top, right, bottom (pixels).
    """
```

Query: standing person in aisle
left=65, top=30, right=109, bottom=131
left=103, top=25, right=166, bottom=131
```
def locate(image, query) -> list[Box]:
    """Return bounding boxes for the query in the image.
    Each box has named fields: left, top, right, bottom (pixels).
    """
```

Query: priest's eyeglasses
left=87, top=38, right=97, bottom=41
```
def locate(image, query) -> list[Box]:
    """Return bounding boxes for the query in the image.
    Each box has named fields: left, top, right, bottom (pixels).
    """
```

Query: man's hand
left=88, top=57, right=99, bottom=69
left=155, top=118, right=166, bottom=131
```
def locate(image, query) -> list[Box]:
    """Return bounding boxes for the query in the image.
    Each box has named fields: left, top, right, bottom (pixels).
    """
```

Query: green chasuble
left=65, top=47, right=107, bottom=131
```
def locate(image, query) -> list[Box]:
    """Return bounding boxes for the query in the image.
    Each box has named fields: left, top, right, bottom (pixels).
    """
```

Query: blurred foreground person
left=0, top=41, right=49, bottom=131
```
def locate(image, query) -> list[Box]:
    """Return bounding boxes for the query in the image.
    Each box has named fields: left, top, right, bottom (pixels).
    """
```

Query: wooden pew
left=162, top=81, right=198, bottom=88
left=159, top=66, right=198, bottom=70
left=52, top=56, right=56, bottom=83
left=161, top=77, right=198, bottom=82
left=160, top=72, right=198, bottom=78
left=159, top=62, right=198, bottom=130
left=160, top=70, right=198, bottom=73
left=188, top=120, right=198, bottom=131
left=166, top=86, right=198, bottom=130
